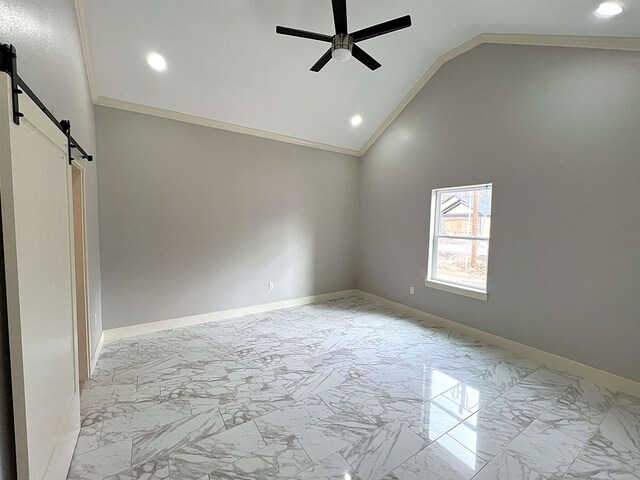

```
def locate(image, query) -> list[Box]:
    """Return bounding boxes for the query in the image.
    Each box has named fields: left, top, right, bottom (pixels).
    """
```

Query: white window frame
left=426, top=183, right=492, bottom=301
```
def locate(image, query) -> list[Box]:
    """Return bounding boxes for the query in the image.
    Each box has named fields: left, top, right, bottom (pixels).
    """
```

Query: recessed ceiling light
left=146, top=52, right=167, bottom=71
left=595, top=2, right=623, bottom=17
left=351, top=115, right=363, bottom=127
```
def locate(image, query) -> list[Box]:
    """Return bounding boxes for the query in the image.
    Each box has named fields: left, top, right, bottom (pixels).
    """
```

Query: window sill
left=425, top=279, right=488, bottom=301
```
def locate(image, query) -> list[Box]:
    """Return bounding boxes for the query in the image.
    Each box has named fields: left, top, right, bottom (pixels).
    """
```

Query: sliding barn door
left=0, top=73, right=80, bottom=479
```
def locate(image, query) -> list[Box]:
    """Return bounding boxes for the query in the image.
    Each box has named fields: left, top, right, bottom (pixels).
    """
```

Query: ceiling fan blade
left=276, top=26, right=333, bottom=42
left=351, top=45, right=381, bottom=70
left=332, top=0, right=348, bottom=34
left=310, top=49, right=333, bottom=72
left=352, top=15, right=412, bottom=43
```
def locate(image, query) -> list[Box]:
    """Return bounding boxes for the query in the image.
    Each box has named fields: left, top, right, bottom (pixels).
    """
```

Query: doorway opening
left=71, top=161, right=90, bottom=383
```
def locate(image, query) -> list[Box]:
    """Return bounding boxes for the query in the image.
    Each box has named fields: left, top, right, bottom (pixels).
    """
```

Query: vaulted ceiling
left=79, top=0, right=640, bottom=154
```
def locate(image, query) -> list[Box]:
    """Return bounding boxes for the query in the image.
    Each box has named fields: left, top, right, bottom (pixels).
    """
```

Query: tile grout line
left=559, top=400, right=614, bottom=479
left=73, top=298, right=640, bottom=480
left=462, top=366, right=576, bottom=478
left=481, top=378, right=574, bottom=477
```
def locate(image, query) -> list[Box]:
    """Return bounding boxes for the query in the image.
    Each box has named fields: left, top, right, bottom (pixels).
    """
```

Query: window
left=427, top=184, right=492, bottom=300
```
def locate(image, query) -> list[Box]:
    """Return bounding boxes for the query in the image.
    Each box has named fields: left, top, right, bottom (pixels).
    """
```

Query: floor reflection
left=425, top=370, right=480, bottom=469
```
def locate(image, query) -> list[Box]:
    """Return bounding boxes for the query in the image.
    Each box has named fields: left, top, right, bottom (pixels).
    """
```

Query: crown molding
left=357, top=33, right=640, bottom=156
left=71, top=4, right=640, bottom=159
left=479, top=33, right=640, bottom=51
left=357, top=34, right=483, bottom=156
left=73, top=0, right=99, bottom=103
left=95, top=96, right=361, bottom=156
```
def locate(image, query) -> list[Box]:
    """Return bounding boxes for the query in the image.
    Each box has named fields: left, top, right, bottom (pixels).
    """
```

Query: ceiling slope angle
left=78, top=0, right=640, bottom=155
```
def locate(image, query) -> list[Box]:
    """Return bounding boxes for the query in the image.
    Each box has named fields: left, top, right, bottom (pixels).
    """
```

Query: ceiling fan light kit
left=332, top=34, right=353, bottom=61
left=276, top=0, right=412, bottom=72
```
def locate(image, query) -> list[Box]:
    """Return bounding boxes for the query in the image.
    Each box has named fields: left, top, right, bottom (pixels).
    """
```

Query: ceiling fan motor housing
left=332, top=33, right=354, bottom=61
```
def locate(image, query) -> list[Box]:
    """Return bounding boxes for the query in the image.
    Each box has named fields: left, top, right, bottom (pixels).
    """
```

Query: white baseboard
left=100, top=286, right=640, bottom=397
left=356, top=290, right=640, bottom=398
left=90, top=331, right=104, bottom=374
left=103, top=289, right=360, bottom=343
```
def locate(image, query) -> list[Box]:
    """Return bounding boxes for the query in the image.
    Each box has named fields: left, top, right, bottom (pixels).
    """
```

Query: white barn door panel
left=0, top=73, right=80, bottom=479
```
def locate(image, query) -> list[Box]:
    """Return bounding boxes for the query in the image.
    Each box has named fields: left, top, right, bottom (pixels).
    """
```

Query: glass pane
left=438, top=188, right=492, bottom=237
left=435, top=238, right=488, bottom=290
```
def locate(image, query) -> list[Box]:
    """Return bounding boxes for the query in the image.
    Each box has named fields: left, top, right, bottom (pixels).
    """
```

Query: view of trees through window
left=430, top=185, right=492, bottom=291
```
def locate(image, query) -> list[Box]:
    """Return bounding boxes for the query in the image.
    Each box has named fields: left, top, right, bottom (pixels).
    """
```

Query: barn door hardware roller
left=0, top=42, right=93, bottom=163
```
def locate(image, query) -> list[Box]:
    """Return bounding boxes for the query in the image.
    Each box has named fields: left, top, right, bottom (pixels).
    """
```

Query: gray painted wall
left=0, top=1, right=102, bottom=477
left=359, top=44, right=640, bottom=382
left=96, top=106, right=360, bottom=329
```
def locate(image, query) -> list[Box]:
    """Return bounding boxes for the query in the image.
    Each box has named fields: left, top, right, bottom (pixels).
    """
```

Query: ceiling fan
left=275, top=0, right=412, bottom=72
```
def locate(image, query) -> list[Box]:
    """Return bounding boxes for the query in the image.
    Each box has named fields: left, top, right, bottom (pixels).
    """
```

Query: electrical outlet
left=409, top=287, right=415, bottom=295
left=269, top=282, right=274, bottom=290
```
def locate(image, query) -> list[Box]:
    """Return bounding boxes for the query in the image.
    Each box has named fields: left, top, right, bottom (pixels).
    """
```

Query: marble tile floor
left=68, top=296, right=640, bottom=479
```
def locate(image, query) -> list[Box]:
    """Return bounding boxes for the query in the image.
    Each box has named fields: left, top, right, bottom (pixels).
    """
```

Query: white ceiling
left=82, top=0, right=640, bottom=152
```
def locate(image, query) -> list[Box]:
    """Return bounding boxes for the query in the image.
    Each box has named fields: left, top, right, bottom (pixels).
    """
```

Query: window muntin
left=428, top=184, right=492, bottom=295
